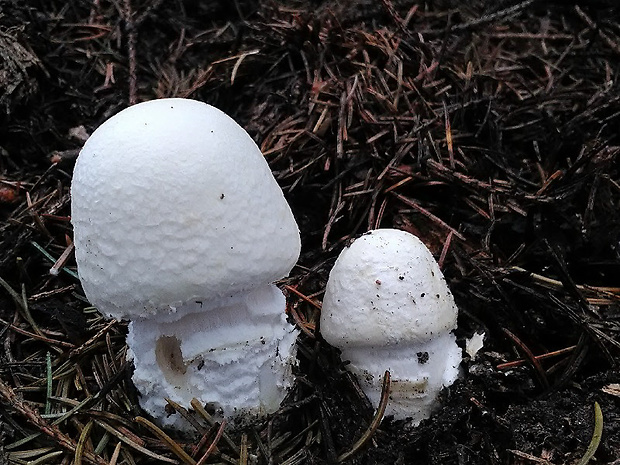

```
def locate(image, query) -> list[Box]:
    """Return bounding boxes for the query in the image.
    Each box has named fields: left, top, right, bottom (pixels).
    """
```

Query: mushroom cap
left=71, top=98, right=301, bottom=320
left=320, top=229, right=458, bottom=347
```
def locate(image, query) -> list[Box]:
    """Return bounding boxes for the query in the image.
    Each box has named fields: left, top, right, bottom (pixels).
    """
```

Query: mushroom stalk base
left=340, top=332, right=461, bottom=424
left=127, top=285, right=298, bottom=431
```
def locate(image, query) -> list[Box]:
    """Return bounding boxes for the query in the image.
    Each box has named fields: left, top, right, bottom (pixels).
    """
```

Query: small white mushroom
left=320, top=229, right=461, bottom=424
left=71, top=98, right=301, bottom=429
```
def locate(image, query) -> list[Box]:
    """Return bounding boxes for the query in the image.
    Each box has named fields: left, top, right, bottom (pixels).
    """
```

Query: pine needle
left=134, top=416, right=197, bottom=464
left=575, top=402, right=604, bottom=465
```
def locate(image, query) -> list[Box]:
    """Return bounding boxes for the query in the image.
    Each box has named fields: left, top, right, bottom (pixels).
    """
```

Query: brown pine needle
left=497, top=345, right=577, bottom=370
left=337, top=371, right=390, bottom=462
left=443, top=100, right=455, bottom=168
left=392, top=193, right=466, bottom=241
left=165, top=398, right=205, bottom=433
left=285, top=285, right=322, bottom=310
left=108, top=442, right=122, bottom=465
left=0, top=317, right=74, bottom=349
left=134, top=416, right=196, bottom=464
left=195, top=419, right=226, bottom=465
left=94, top=420, right=177, bottom=464
left=502, top=328, right=550, bottom=389
left=288, top=303, right=316, bottom=338
left=190, top=398, right=239, bottom=453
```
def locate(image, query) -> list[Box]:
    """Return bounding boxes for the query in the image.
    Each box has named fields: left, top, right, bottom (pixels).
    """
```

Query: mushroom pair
left=71, top=98, right=461, bottom=429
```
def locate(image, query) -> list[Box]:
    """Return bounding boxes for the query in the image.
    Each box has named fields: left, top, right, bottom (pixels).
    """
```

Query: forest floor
left=0, top=1, right=619, bottom=464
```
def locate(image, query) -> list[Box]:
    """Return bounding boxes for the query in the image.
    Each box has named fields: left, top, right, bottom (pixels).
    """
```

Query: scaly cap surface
left=71, top=98, right=301, bottom=320
left=320, top=229, right=458, bottom=347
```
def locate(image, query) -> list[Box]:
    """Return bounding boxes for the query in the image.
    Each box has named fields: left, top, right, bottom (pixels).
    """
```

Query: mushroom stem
left=127, top=285, right=298, bottom=429
left=340, top=332, right=461, bottom=423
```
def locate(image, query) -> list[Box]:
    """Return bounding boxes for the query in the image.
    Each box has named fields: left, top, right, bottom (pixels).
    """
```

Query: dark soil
left=1, top=1, right=619, bottom=464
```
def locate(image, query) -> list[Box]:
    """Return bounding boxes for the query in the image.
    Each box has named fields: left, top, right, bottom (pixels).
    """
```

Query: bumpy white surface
left=321, top=229, right=458, bottom=347
left=71, top=98, right=301, bottom=320
left=128, top=285, right=299, bottom=431
left=320, top=228, right=461, bottom=422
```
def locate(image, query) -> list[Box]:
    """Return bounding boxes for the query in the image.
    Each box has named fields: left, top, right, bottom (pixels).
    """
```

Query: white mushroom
left=320, top=229, right=461, bottom=424
left=71, top=98, right=301, bottom=430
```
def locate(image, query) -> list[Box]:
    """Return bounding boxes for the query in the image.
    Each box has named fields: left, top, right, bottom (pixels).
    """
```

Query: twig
left=69, top=319, right=118, bottom=358
left=239, top=434, right=248, bottom=465
left=507, top=449, right=552, bottom=464
left=511, top=266, right=620, bottom=304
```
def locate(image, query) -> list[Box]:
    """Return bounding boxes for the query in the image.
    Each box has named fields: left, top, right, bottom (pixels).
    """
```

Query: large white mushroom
left=320, top=229, right=461, bottom=424
left=71, top=98, right=301, bottom=430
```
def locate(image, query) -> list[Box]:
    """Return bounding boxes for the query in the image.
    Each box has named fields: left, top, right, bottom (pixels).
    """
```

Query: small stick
left=453, top=0, right=536, bottom=31
left=69, top=319, right=118, bottom=358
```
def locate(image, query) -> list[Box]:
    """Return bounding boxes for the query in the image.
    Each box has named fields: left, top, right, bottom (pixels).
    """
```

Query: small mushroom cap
left=320, top=229, right=458, bottom=347
left=71, top=98, right=301, bottom=320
